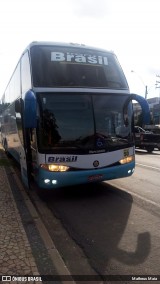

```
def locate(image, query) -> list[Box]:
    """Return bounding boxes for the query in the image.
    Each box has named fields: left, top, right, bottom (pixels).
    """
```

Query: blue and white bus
left=0, top=42, right=150, bottom=189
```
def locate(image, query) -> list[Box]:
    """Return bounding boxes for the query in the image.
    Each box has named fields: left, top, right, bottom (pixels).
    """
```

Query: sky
left=0, top=0, right=160, bottom=99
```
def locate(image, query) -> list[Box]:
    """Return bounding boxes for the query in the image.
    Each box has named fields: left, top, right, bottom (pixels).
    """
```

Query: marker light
left=119, top=155, right=134, bottom=165
left=41, top=164, right=69, bottom=172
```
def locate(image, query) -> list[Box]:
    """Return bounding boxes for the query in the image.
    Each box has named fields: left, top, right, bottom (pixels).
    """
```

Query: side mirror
left=123, top=93, right=150, bottom=126
left=24, top=90, right=37, bottom=128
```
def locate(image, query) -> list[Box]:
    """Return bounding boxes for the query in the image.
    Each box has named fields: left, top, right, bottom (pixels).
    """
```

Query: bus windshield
left=30, top=45, right=128, bottom=89
left=37, top=93, right=133, bottom=154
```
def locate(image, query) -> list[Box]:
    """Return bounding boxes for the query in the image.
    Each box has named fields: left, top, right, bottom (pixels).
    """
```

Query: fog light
left=44, top=179, right=50, bottom=184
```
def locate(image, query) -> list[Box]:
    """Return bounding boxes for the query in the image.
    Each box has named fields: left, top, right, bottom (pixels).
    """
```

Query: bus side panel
left=1, top=103, right=29, bottom=188
left=1, top=104, right=21, bottom=160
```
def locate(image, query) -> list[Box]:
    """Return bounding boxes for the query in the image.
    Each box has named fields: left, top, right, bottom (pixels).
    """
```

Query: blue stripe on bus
left=36, top=161, right=135, bottom=189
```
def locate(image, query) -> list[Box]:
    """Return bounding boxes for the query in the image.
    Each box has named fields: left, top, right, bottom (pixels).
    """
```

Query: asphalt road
left=109, top=149, right=160, bottom=204
left=34, top=149, right=160, bottom=280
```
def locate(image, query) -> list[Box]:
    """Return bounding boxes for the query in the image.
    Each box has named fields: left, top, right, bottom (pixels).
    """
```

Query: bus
left=0, top=42, right=150, bottom=189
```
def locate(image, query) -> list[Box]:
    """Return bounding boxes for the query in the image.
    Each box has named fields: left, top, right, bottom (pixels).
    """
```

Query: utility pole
left=155, top=75, right=160, bottom=124
left=155, top=75, right=160, bottom=103
left=145, top=85, right=148, bottom=99
left=131, top=70, right=148, bottom=99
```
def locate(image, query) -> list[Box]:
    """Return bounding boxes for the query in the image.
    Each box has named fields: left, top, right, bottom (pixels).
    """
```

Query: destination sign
left=51, top=52, right=108, bottom=65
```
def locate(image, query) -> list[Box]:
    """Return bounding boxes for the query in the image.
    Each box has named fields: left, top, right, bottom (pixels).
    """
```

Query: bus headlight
left=119, top=155, right=134, bottom=165
left=40, top=164, right=69, bottom=172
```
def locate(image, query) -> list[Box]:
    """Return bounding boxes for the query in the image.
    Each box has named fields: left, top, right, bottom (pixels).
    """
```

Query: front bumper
left=36, top=161, right=135, bottom=189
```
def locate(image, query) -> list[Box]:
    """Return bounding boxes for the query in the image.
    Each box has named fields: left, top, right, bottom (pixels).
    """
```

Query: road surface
left=31, top=150, right=160, bottom=281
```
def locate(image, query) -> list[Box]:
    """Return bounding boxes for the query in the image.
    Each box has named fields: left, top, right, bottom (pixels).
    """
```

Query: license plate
left=88, top=174, right=103, bottom=182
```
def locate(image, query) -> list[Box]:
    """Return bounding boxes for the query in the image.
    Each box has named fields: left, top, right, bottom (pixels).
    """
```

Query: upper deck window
left=30, top=45, right=128, bottom=89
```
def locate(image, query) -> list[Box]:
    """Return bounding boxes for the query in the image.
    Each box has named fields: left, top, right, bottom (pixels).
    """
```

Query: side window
left=21, top=51, right=32, bottom=95
left=3, top=63, right=21, bottom=105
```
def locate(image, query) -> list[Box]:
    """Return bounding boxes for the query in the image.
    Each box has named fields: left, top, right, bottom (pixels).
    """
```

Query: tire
left=145, top=146, right=154, bottom=153
left=4, top=139, right=9, bottom=155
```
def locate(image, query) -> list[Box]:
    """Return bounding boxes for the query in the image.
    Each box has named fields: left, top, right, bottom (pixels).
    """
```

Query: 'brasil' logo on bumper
left=48, top=156, right=78, bottom=163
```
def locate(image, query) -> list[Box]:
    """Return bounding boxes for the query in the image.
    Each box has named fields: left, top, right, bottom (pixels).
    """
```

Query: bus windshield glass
left=37, top=93, right=133, bottom=154
left=30, top=45, right=128, bottom=89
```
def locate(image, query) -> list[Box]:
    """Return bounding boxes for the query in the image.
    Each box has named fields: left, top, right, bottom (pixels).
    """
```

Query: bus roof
left=23, top=41, right=115, bottom=55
